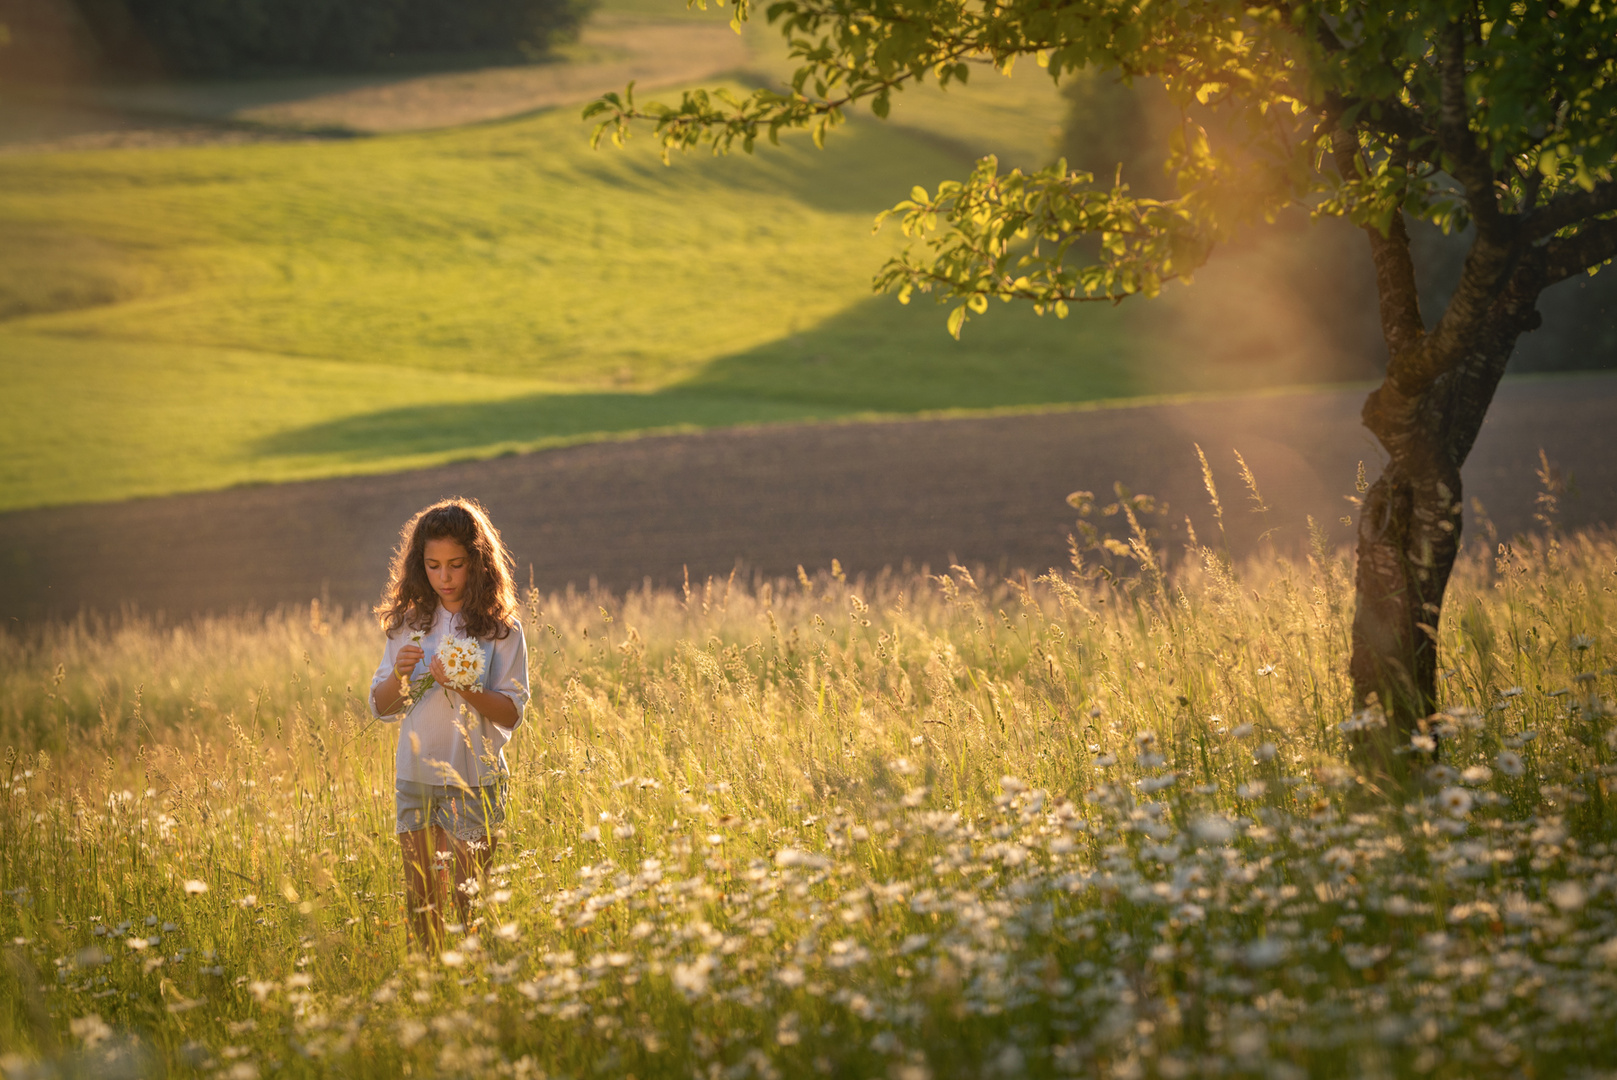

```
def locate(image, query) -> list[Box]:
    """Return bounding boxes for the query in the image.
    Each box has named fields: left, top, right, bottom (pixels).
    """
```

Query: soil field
left=2, top=374, right=1612, bottom=623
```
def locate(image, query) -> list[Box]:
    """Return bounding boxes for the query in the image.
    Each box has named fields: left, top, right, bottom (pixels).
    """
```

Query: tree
left=71, top=0, right=595, bottom=75
left=587, top=0, right=1617, bottom=743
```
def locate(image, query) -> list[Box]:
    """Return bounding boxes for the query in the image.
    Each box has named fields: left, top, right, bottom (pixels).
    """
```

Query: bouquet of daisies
left=406, top=631, right=487, bottom=703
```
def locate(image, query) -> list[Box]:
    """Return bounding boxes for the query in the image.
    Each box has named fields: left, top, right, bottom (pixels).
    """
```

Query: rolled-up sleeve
left=487, top=622, right=531, bottom=726
left=369, top=632, right=407, bottom=722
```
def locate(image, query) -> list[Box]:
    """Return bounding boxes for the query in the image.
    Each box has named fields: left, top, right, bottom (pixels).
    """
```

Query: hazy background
left=0, top=0, right=1612, bottom=518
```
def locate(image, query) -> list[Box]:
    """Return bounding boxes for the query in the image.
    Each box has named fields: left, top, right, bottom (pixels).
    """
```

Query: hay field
left=3, top=531, right=1616, bottom=1077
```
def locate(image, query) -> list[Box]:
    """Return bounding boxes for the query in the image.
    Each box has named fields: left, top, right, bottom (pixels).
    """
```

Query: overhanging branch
left=1523, top=179, right=1617, bottom=241
left=1543, top=218, right=1617, bottom=285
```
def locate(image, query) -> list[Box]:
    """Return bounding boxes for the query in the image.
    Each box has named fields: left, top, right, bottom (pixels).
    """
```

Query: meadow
left=3, top=523, right=1616, bottom=1078
left=0, top=2, right=1376, bottom=514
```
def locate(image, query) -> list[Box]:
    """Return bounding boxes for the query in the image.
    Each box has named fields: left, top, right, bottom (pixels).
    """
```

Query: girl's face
left=423, top=537, right=471, bottom=612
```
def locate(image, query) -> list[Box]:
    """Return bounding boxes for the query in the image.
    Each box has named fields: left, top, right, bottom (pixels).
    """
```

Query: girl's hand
left=429, top=654, right=450, bottom=685
left=394, top=644, right=425, bottom=680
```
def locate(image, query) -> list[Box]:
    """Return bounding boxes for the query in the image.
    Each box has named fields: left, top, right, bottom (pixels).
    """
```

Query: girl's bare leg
left=436, top=825, right=497, bottom=928
left=399, top=828, right=443, bottom=951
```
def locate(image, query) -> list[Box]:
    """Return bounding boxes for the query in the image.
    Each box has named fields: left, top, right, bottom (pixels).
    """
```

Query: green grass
left=0, top=60, right=1145, bottom=511
left=2, top=537, right=1616, bottom=1078
left=0, top=22, right=1333, bottom=512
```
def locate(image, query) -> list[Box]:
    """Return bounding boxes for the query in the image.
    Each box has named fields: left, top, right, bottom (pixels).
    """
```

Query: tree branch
left=1333, top=122, right=1424, bottom=360
left=1522, top=179, right=1617, bottom=241
left=1542, top=217, right=1617, bottom=286
left=1437, top=19, right=1507, bottom=242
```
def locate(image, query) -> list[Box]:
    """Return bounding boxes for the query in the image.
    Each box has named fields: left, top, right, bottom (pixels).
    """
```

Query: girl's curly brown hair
left=375, top=498, right=518, bottom=641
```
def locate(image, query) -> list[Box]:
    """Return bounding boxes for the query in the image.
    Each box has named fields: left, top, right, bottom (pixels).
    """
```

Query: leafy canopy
left=587, top=0, right=1617, bottom=336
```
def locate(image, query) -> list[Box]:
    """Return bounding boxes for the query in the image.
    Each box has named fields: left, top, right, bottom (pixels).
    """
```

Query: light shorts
left=395, top=780, right=507, bottom=843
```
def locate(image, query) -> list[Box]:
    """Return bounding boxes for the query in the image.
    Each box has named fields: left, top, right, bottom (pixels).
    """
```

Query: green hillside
left=0, top=15, right=1302, bottom=512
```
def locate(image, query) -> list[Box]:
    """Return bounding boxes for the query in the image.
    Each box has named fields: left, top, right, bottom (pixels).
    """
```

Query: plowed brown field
left=3, top=376, right=1613, bottom=623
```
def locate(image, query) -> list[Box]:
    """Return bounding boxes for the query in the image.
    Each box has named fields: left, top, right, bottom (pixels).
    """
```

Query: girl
left=370, top=497, right=530, bottom=950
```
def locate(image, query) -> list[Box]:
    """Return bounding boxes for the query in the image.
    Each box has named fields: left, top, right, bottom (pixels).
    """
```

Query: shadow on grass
left=255, top=291, right=1150, bottom=462
left=252, top=391, right=852, bottom=459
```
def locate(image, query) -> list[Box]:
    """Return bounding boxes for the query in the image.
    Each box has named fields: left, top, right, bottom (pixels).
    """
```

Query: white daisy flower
left=1438, top=786, right=1473, bottom=818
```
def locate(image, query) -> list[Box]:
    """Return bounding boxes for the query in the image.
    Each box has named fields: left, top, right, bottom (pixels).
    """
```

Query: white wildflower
left=1342, top=943, right=1392, bottom=970
left=1461, top=764, right=1493, bottom=785
left=1191, top=815, right=1234, bottom=844
left=1496, top=750, right=1525, bottom=777
left=182, top=879, right=208, bottom=896
left=1438, top=787, right=1473, bottom=818
left=775, top=848, right=829, bottom=870
left=871, top=1032, right=903, bottom=1055
left=1244, top=938, right=1288, bottom=968
left=69, top=1014, right=112, bottom=1047
left=436, top=635, right=487, bottom=691
left=1339, top=705, right=1387, bottom=733
left=672, top=955, right=716, bottom=996
left=1549, top=881, right=1587, bottom=912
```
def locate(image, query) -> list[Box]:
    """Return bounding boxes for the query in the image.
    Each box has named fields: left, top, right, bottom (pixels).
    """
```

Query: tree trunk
left=1347, top=217, right=1546, bottom=744
left=1348, top=380, right=1471, bottom=728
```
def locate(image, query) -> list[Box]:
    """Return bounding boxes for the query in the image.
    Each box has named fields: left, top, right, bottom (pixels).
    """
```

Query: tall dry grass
left=1, top=530, right=1614, bottom=1078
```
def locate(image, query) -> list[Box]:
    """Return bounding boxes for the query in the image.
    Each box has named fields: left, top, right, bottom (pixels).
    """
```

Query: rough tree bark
left=1343, top=23, right=1617, bottom=740
left=1348, top=217, right=1544, bottom=732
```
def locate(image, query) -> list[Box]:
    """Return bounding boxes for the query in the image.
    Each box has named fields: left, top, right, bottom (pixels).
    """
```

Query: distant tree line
left=2, top=0, right=596, bottom=76
left=1059, top=74, right=1617, bottom=379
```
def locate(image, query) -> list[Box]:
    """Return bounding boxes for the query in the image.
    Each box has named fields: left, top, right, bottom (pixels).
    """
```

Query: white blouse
left=369, top=605, right=531, bottom=789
